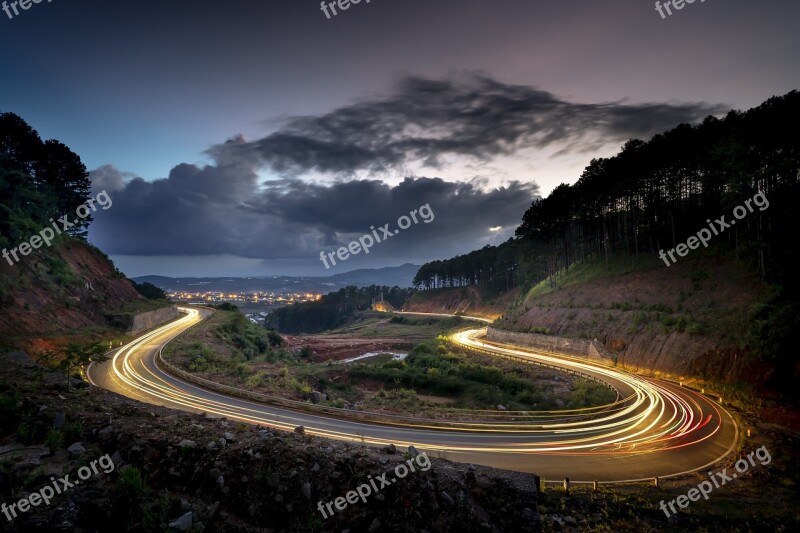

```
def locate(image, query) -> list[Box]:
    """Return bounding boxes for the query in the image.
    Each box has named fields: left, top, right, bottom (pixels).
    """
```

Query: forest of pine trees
left=0, top=112, right=93, bottom=247
left=264, top=285, right=414, bottom=334
left=414, top=91, right=800, bottom=295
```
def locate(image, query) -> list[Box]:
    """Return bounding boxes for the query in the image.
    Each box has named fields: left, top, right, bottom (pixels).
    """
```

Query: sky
left=1, top=0, right=799, bottom=277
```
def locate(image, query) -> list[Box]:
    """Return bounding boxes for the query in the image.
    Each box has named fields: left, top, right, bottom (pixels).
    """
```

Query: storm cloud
left=212, top=74, right=727, bottom=176
left=89, top=74, right=725, bottom=270
left=89, top=164, right=538, bottom=265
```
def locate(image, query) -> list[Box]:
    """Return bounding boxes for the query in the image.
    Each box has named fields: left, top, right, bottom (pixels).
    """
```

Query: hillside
left=0, top=113, right=168, bottom=354
left=133, top=264, right=421, bottom=294
left=496, top=256, right=771, bottom=388
left=404, top=285, right=519, bottom=320
left=0, top=238, right=166, bottom=353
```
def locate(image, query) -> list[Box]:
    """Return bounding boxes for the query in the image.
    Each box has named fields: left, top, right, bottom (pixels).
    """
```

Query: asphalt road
left=88, top=307, right=738, bottom=482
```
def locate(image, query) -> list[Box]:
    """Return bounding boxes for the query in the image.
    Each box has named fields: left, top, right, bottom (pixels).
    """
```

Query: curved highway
left=88, top=307, right=738, bottom=482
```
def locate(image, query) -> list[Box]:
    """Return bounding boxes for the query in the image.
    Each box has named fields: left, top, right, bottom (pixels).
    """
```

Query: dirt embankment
left=498, top=257, right=770, bottom=387
left=0, top=239, right=148, bottom=352
left=404, top=286, right=519, bottom=320
left=284, top=334, right=412, bottom=362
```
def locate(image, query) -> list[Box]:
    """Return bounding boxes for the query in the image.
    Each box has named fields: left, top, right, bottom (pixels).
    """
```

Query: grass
left=343, top=339, right=616, bottom=411
left=321, top=311, right=471, bottom=339
left=524, top=255, right=661, bottom=303
left=164, top=310, right=290, bottom=380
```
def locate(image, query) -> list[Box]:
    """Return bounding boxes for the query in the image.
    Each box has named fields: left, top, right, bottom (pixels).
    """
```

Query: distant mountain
left=132, top=263, right=421, bottom=294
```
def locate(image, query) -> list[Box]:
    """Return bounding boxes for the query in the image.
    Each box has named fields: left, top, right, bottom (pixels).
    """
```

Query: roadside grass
left=523, top=255, right=661, bottom=303
left=164, top=310, right=291, bottom=378
left=320, top=311, right=472, bottom=339
left=343, top=339, right=616, bottom=411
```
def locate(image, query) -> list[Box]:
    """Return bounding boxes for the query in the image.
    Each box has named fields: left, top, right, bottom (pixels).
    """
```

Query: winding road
left=87, top=307, right=738, bottom=482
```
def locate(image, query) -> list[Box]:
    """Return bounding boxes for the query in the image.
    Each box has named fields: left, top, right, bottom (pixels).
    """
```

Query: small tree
left=43, top=342, right=109, bottom=390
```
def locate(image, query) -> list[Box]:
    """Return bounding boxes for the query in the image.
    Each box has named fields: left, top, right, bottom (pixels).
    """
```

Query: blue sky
left=2, top=0, right=798, bottom=276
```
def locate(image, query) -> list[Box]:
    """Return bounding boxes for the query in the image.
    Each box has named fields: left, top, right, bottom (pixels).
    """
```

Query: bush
left=114, top=466, right=150, bottom=531
left=299, top=346, right=313, bottom=358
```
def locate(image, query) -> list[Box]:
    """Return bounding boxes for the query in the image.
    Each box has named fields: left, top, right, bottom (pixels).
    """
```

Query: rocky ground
left=3, top=351, right=797, bottom=532
left=0, top=353, right=539, bottom=532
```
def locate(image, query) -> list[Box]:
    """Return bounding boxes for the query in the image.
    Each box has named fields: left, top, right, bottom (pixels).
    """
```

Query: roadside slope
left=496, top=255, right=769, bottom=388
left=0, top=238, right=166, bottom=353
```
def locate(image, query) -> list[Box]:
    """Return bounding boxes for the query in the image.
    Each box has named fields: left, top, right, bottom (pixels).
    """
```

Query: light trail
left=88, top=307, right=738, bottom=481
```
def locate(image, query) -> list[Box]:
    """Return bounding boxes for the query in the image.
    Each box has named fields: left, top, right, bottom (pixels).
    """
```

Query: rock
left=168, top=511, right=193, bottom=531
left=207, top=441, right=218, bottom=450
left=383, top=443, right=397, bottom=454
left=209, top=468, right=222, bottom=479
left=207, top=501, right=220, bottom=519
left=53, top=412, right=66, bottom=429
left=306, top=391, right=323, bottom=403
left=43, top=372, right=69, bottom=389
left=294, top=426, right=306, bottom=435
left=180, top=499, right=191, bottom=511
left=258, top=430, right=272, bottom=439
left=497, top=405, right=507, bottom=411
left=178, top=440, right=197, bottom=449
left=218, top=437, right=227, bottom=448
left=111, top=451, right=123, bottom=467
left=223, top=432, right=235, bottom=442
left=67, top=442, right=86, bottom=456
left=408, top=445, right=419, bottom=457
left=98, top=425, right=113, bottom=436
left=440, top=491, right=455, bottom=506
left=368, top=518, right=381, bottom=532
left=1, top=351, right=36, bottom=368
left=311, top=462, right=321, bottom=472
left=70, top=377, right=88, bottom=389
left=301, top=482, right=312, bottom=500
left=216, top=475, right=225, bottom=488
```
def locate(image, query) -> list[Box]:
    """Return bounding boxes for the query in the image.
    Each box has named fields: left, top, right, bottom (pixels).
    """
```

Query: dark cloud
left=212, top=74, right=727, bottom=176
left=89, top=164, right=537, bottom=264
left=88, top=74, right=724, bottom=270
